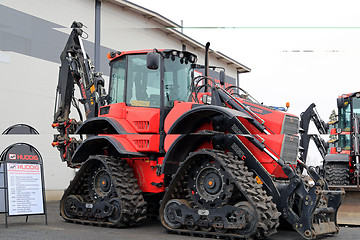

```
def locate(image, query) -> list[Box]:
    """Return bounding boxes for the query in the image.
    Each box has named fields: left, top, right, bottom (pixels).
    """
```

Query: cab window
left=126, top=55, right=160, bottom=108
left=164, top=56, right=192, bottom=108
left=338, top=100, right=351, bottom=131
left=109, top=58, right=126, bottom=104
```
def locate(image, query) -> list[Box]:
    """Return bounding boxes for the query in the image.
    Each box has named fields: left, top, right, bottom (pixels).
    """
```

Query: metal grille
left=134, top=121, right=149, bottom=130
left=134, top=139, right=149, bottom=149
left=280, top=135, right=299, bottom=164
left=281, top=115, right=299, bottom=135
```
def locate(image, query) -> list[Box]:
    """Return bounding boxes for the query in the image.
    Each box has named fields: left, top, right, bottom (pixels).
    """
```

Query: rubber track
left=60, top=155, right=147, bottom=227
left=160, top=149, right=280, bottom=239
left=325, top=162, right=350, bottom=185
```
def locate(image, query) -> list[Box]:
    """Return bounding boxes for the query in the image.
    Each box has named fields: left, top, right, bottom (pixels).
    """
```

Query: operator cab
left=336, top=92, right=360, bottom=151
left=108, top=49, right=197, bottom=109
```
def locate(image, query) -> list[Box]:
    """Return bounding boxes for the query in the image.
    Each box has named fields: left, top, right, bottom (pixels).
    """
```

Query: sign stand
left=0, top=143, right=47, bottom=227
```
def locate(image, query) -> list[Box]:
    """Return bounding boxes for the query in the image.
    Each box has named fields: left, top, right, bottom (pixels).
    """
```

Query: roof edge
left=106, top=0, right=251, bottom=73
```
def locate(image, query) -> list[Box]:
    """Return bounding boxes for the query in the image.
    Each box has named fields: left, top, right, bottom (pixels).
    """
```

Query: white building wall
left=101, top=1, right=239, bottom=78
left=2, top=0, right=96, bottom=40
left=0, top=0, right=244, bottom=200
left=0, top=0, right=97, bottom=200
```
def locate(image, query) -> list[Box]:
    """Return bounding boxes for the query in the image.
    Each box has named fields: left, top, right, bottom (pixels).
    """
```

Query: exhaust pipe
left=204, top=42, right=210, bottom=92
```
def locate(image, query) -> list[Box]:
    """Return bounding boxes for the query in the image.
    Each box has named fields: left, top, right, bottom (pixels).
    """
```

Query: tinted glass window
left=164, top=57, right=192, bottom=107
left=338, top=100, right=351, bottom=131
left=338, top=134, right=351, bottom=150
left=352, top=96, right=360, bottom=117
left=109, top=58, right=126, bottom=104
left=126, top=55, right=160, bottom=108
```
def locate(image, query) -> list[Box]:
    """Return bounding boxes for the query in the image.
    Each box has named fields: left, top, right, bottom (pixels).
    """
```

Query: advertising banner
left=6, top=163, right=44, bottom=215
left=0, top=142, right=47, bottom=226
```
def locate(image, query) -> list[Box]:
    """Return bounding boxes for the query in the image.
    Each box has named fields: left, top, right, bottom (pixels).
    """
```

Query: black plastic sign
left=2, top=124, right=39, bottom=135
left=0, top=143, right=47, bottom=226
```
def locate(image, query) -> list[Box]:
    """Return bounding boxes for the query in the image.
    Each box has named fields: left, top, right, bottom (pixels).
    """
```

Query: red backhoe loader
left=52, top=22, right=344, bottom=239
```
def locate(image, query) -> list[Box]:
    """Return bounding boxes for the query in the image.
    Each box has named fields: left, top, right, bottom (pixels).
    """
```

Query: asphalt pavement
left=0, top=201, right=359, bottom=240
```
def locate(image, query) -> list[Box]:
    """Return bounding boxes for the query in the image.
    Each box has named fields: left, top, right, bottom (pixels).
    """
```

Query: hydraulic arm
left=52, top=21, right=107, bottom=163
left=300, top=103, right=329, bottom=163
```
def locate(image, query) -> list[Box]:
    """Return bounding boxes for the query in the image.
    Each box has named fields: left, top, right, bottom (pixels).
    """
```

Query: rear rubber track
left=60, top=155, right=147, bottom=227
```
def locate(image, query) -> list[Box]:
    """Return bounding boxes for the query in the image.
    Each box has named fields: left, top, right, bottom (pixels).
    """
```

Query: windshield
left=164, top=56, right=193, bottom=108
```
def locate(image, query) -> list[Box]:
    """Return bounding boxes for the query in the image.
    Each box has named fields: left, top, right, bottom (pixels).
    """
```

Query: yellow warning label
left=90, top=85, right=95, bottom=93
left=255, top=176, right=263, bottom=185
left=131, top=100, right=150, bottom=107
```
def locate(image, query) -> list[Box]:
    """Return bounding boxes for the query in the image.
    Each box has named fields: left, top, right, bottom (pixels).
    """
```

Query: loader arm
left=300, top=103, right=329, bottom=164
left=179, top=78, right=345, bottom=238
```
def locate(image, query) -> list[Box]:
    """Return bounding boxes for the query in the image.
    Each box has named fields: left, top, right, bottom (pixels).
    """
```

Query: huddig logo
left=8, top=164, right=40, bottom=171
left=17, top=164, right=40, bottom=171
left=8, top=154, right=39, bottom=161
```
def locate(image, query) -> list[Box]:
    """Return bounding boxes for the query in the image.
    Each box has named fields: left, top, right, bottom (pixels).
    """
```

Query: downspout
left=95, top=0, right=101, bottom=70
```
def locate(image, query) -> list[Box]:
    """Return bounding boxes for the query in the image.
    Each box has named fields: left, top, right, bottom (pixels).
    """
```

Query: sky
left=132, top=0, right=360, bottom=165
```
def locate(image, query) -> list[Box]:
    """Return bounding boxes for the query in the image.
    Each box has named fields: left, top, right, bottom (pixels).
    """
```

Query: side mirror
left=219, top=70, right=226, bottom=86
left=147, top=52, right=159, bottom=70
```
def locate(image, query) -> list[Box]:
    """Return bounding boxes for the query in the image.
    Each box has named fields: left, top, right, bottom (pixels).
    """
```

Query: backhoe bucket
left=280, top=167, right=345, bottom=239
left=330, top=186, right=360, bottom=226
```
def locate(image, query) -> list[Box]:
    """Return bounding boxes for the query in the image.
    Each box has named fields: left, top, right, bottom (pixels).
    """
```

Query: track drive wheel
left=187, top=157, right=233, bottom=208
left=89, top=163, right=114, bottom=200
